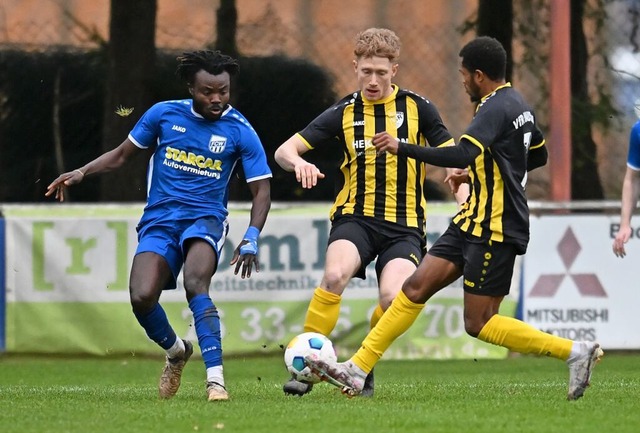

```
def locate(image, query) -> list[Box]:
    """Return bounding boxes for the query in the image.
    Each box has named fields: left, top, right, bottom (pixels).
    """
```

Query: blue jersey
left=627, top=119, right=640, bottom=170
left=128, top=99, right=272, bottom=227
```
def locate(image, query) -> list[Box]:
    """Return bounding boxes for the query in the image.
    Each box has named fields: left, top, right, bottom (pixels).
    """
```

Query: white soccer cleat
left=206, top=381, right=229, bottom=401
left=304, top=354, right=366, bottom=397
left=567, top=341, right=604, bottom=401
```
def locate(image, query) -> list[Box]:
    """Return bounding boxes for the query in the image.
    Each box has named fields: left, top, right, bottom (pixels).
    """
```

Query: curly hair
left=353, top=28, right=401, bottom=63
left=175, top=50, right=239, bottom=84
left=459, top=36, right=506, bottom=81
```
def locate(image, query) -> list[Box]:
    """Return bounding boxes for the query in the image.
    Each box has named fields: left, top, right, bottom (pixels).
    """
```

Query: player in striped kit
left=306, top=36, right=603, bottom=401
left=275, top=28, right=466, bottom=397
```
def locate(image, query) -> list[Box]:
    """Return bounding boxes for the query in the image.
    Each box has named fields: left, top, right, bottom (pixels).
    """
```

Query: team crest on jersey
left=395, top=112, right=405, bottom=128
left=208, top=135, right=227, bottom=153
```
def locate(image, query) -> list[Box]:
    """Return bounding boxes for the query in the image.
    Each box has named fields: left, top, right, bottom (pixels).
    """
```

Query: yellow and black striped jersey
left=297, top=85, right=454, bottom=234
left=453, top=83, right=546, bottom=251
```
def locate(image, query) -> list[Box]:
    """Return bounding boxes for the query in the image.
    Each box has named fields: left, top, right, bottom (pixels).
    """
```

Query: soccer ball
left=284, top=332, right=337, bottom=383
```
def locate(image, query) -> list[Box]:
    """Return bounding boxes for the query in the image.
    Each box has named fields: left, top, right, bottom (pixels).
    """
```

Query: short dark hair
left=175, top=50, right=239, bottom=83
left=459, top=36, right=506, bottom=81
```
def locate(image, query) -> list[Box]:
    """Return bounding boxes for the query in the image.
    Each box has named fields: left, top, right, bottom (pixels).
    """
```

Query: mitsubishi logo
left=529, top=227, right=607, bottom=297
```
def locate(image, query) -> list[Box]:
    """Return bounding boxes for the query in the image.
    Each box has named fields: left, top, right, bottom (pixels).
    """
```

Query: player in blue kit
left=612, top=108, right=640, bottom=258
left=45, top=50, right=272, bottom=402
left=306, top=37, right=603, bottom=401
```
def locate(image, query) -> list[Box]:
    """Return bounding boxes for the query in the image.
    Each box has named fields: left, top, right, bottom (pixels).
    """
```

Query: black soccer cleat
left=283, top=377, right=314, bottom=396
left=360, top=368, right=374, bottom=397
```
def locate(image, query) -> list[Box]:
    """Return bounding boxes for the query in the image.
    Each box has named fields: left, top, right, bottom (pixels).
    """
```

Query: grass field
left=1, top=352, right=638, bottom=433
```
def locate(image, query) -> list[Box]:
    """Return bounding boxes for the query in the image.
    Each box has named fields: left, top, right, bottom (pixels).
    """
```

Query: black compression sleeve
left=397, top=140, right=481, bottom=168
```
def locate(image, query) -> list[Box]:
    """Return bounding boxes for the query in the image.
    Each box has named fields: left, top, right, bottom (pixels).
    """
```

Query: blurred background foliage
left=0, top=0, right=638, bottom=203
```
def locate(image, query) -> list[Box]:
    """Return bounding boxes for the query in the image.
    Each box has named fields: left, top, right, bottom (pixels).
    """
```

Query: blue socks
left=189, top=294, right=223, bottom=368
left=134, top=295, right=223, bottom=369
left=134, top=304, right=177, bottom=350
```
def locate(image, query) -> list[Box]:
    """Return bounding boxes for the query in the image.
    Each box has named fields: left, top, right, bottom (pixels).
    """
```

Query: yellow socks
left=348, top=304, right=573, bottom=374
left=352, top=291, right=425, bottom=373
left=303, top=287, right=342, bottom=336
left=477, top=314, right=572, bottom=360
left=369, top=304, right=384, bottom=329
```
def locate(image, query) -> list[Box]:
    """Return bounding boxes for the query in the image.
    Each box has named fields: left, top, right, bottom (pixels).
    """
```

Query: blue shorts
left=135, top=216, right=229, bottom=290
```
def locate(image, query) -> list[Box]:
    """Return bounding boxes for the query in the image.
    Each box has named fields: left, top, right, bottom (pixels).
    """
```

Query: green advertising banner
left=3, top=204, right=518, bottom=359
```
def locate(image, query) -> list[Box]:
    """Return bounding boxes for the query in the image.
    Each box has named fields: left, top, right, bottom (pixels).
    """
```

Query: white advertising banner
left=3, top=203, right=514, bottom=358
left=3, top=207, right=452, bottom=304
left=523, top=215, right=639, bottom=349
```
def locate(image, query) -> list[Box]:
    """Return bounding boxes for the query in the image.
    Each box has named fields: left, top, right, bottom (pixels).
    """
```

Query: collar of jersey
left=479, top=82, right=512, bottom=102
left=190, top=103, right=232, bottom=119
left=361, top=84, right=399, bottom=105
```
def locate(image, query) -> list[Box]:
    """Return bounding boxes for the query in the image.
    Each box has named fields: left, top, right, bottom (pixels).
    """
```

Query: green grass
left=1, top=353, right=638, bottom=433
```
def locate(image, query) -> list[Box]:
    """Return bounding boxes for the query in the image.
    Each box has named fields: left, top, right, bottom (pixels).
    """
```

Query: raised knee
left=378, top=294, right=394, bottom=311
left=401, top=276, right=423, bottom=303
left=130, top=290, right=156, bottom=314
left=465, top=324, right=480, bottom=338
left=464, top=318, right=487, bottom=338
left=183, top=276, right=211, bottom=297
left=321, top=269, right=349, bottom=293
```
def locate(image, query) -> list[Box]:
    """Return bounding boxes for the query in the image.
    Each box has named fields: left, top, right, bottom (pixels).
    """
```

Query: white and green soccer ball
left=284, top=332, right=337, bottom=383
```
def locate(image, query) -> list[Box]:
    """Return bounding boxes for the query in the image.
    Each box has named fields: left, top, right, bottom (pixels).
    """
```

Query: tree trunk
left=477, top=0, right=513, bottom=81
left=100, top=0, right=157, bottom=202
left=215, top=0, right=238, bottom=58
left=570, top=0, right=604, bottom=199
left=215, top=0, right=245, bottom=201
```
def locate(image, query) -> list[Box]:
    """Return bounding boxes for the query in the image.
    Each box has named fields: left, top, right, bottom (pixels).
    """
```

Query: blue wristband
left=240, top=226, right=260, bottom=255
left=243, top=226, right=260, bottom=242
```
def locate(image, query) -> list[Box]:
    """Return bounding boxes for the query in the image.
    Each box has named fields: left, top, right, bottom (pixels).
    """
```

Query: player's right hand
left=294, top=162, right=325, bottom=189
left=45, top=169, right=85, bottom=202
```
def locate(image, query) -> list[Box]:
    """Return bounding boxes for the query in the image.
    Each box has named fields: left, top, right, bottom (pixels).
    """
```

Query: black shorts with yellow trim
left=427, top=222, right=518, bottom=297
left=328, top=215, right=424, bottom=280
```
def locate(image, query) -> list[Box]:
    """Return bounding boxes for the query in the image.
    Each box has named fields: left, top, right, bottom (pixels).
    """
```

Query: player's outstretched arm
left=378, top=137, right=480, bottom=169
left=45, top=139, right=141, bottom=202
left=274, top=135, right=324, bottom=189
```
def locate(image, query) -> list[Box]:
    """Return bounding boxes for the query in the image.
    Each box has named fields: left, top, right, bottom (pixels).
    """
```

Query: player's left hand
left=612, top=226, right=631, bottom=258
left=372, top=132, right=400, bottom=154
left=231, top=239, right=260, bottom=278
left=444, top=168, right=469, bottom=193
